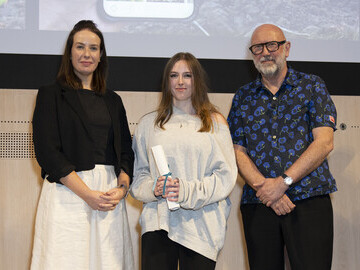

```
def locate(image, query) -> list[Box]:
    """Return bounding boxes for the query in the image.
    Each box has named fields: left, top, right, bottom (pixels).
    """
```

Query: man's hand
left=254, top=176, right=288, bottom=206
left=270, top=194, right=296, bottom=215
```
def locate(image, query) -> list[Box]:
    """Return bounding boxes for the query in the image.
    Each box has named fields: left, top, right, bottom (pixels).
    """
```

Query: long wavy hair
left=155, top=52, right=219, bottom=132
left=56, top=20, right=108, bottom=94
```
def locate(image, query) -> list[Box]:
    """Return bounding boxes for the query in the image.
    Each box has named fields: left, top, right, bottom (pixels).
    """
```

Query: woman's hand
left=154, top=176, right=179, bottom=201
left=60, top=172, right=116, bottom=211
left=99, top=186, right=127, bottom=210
left=83, top=190, right=117, bottom=211
left=165, top=178, right=179, bottom=202
left=60, top=171, right=128, bottom=212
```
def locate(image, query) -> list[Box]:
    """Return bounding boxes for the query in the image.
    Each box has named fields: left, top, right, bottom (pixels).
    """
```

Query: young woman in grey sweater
left=131, top=52, right=238, bottom=270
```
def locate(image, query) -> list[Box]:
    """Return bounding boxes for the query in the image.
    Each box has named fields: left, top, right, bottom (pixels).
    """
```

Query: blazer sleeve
left=115, top=93, right=134, bottom=181
left=32, top=85, right=75, bottom=182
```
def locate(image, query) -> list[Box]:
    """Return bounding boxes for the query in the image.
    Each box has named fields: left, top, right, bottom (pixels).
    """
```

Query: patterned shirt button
left=273, top=97, right=277, bottom=100
left=272, top=135, right=277, bottom=139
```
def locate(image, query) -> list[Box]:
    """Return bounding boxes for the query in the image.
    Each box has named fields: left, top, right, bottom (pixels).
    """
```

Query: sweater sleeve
left=130, top=115, right=158, bottom=203
left=177, top=123, right=238, bottom=210
left=32, top=85, right=75, bottom=183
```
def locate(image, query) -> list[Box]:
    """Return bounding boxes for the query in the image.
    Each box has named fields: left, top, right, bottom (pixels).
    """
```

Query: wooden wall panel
left=329, top=96, right=360, bottom=269
left=0, top=90, right=359, bottom=270
left=0, top=90, right=42, bottom=269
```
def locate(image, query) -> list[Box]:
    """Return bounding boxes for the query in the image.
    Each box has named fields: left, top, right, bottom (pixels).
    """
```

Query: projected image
left=0, top=0, right=25, bottom=29
left=38, top=0, right=358, bottom=41
left=103, top=0, right=194, bottom=19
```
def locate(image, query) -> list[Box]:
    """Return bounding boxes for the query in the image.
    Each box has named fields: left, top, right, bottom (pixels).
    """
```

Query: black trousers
left=141, top=230, right=216, bottom=270
left=241, top=195, right=334, bottom=270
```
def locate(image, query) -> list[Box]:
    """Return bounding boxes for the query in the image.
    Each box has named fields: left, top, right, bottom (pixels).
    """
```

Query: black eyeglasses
left=249, top=40, right=286, bottom=55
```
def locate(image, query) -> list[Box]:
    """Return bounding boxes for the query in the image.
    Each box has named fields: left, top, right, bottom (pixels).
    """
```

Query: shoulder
left=138, top=111, right=157, bottom=127
left=211, top=112, right=227, bottom=125
left=105, top=89, right=122, bottom=100
left=105, top=88, right=117, bottom=96
left=38, top=82, right=61, bottom=92
left=233, top=79, right=259, bottom=99
left=104, top=90, right=126, bottom=109
left=210, top=113, right=233, bottom=144
left=36, top=83, right=62, bottom=101
left=134, top=111, right=157, bottom=137
left=289, top=67, right=324, bottom=85
left=211, top=113, right=229, bottom=132
left=140, top=111, right=157, bottom=121
left=287, top=68, right=330, bottom=98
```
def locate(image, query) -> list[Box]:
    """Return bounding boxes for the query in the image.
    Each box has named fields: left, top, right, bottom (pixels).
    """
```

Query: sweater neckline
left=172, top=105, right=197, bottom=117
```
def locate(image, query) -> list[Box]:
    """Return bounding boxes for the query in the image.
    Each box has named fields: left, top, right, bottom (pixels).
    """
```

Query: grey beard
left=254, top=53, right=286, bottom=77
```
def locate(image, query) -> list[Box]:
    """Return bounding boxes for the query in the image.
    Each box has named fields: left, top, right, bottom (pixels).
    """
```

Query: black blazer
left=32, top=83, right=134, bottom=184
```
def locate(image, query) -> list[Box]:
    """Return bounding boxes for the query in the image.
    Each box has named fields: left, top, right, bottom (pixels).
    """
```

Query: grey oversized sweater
left=130, top=107, right=237, bottom=261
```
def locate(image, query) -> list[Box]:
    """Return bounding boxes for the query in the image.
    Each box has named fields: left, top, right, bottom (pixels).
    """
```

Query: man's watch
left=282, top=173, right=293, bottom=186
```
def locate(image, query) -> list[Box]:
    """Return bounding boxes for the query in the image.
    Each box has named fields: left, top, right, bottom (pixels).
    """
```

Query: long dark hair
left=56, top=20, right=108, bottom=94
left=155, top=52, right=219, bottom=132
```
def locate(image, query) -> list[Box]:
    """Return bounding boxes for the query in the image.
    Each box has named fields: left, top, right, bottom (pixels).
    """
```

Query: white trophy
left=151, top=145, right=180, bottom=211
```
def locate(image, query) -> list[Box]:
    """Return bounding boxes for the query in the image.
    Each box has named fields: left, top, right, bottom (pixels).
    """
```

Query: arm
left=60, top=171, right=116, bottom=211
left=282, top=126, right=334, bottom=183
left=234, top=144, right=265, bottom=189
left=117, top=169, right=131, bottom=192
left=130, top=116, right=160, bottom=203
left=32, top=86, right=76, bottom=182
left=255, top=126, right=334, bottom=206
left=227, top=91, right=265, bottom=190
left=114, top=92, right=134, bottom=181
left=118, top=96, right=134, bottom=180
left=177, top=114, right=238, bottom=210
left=101, top=170, right=130, bottom=206
left=234, top=144, right=295, bottom=215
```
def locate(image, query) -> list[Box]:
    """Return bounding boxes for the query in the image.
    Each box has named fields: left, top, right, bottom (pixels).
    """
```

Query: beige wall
left=0, top=89, right=359, bottom=269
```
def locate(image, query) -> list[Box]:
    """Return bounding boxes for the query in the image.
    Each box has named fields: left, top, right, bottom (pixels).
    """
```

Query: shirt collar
left=254, top=66, right=297, bottom=92
left=283, top=67, right=297, bottom=87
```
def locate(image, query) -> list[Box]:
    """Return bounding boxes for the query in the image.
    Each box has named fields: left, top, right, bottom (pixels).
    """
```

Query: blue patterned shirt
left=227, top=67, right=337, bottom=204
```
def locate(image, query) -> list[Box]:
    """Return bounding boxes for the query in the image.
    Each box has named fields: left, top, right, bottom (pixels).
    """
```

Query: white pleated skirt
left=30, top=165, right=135, bottom=270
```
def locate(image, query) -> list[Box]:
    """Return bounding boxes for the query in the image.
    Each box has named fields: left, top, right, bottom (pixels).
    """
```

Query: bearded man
left=227, top=24, right=337, bottom=270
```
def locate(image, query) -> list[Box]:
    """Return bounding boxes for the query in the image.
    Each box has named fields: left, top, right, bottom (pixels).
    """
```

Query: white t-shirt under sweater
left=130, top=106, right=238, bottom=261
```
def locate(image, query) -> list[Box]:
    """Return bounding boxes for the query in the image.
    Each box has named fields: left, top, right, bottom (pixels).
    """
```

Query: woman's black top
left=78, top=89, right=116, bottom=165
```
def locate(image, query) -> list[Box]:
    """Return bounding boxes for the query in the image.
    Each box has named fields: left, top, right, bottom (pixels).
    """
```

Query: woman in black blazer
left=31, top=20, right=135, bottom=270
